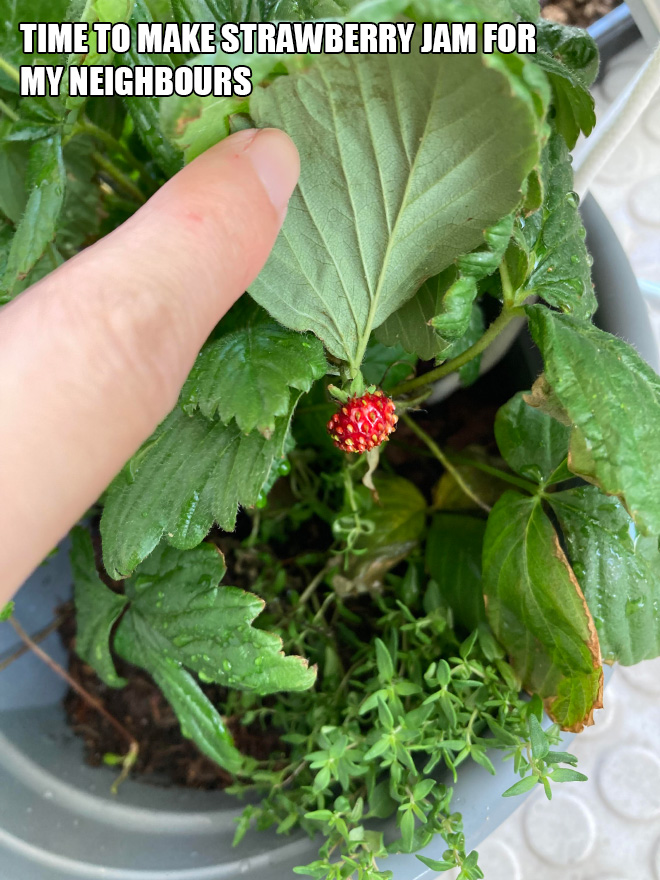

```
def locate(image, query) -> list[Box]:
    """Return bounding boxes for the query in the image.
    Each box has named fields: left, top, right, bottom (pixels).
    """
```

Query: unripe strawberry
left=326, top=390, right=398, bottom=453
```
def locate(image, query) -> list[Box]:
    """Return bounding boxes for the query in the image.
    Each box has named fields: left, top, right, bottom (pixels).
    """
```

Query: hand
left=0, top=128, right=299, bottom=601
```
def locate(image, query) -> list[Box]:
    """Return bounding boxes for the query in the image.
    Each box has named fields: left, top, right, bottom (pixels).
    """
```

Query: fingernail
left=244, top=128, right=300, bottom=222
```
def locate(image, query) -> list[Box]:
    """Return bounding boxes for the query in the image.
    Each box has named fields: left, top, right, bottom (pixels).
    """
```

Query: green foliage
left=534, top=21, right=598, bottom=148
left=70, top=527, right=128, bottom=687
left=101, top=401, right=298, bottom=577
left=483, top=491, right=603, bottom=731
left=495, top=390, right=570, bottom=484
left=0, top=136, right=65, bottom=301
left=9, top=7, right=658, bottom=877
left=517, top=134, right=596, bottom=318
left=528, top=306, right=660, bottom=535
left=550, top=487, right=660, bottom=666
left=181, top=305, right=326, bottom=434
left=249, top=47, right=546, bottom=371
left=72, top=529, right=314, bottom=772
left=426, top=514, right=486, bottom=631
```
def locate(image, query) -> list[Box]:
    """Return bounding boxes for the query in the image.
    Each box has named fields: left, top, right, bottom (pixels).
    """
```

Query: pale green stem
left=401, top=413, right=491, bottom=513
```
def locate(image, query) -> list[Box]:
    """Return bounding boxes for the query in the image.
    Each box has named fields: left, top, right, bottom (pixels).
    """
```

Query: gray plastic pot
left=0, top=193, right=656, bottom=880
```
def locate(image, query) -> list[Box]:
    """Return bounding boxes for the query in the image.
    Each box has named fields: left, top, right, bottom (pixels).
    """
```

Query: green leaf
left=114, top=610, right=247, bottom=774
left=0, top=139, right=29, bottom=223
left=432, top=213, right=514, bottom=343
left=1, top=136, right=65, bottom=301
left=57, top=135, right=104, bottom=258
left=550, top=486, right=660, bottom=665
left=357, top=476, right=427, bottom=551
left=520, top=135, right=595, bottom=318
left=160, top=47, right=282, bottom=163
left=528, top=714, right=549, bottom=759
left=534, top=21, right=598, bottom=148
left=495, top=391, right=570, bottom=484
left=70, top=528, right=128, bottom=687
left=549, top=767, right=588, bottom=783
left=0, top=601, right=15, bottom=622
left=483, top=491, right=602, bottom=731
left=501, top=775, right=538, bottom=797
left=64, top=0, right=133, bottom=113
left=441, top=303, right=486, bottom=387
left=118, top=541, right=315, bottom=693
left=361, top=338, right=417, bottom=393
left=181, top=307, right=326, bottom=434
left=375, top=269, right=453, bottom=361
left=333, top=476, right=427, bottom=594
left=249, top=47, right=545, bottom=371
left=426, top=514, right=486, bottom=631
left=101, top=401, right=297, bottom=578
left=527, top=306, right=660, bottom=535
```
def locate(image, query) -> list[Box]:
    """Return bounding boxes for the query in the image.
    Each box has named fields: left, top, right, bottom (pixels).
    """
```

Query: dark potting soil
left=58, top=341, right=532, bottom=790
left=541, top=0, right=622, bottom=27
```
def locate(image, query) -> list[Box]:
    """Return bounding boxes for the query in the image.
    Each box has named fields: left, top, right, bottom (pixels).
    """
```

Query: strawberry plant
left=3, top=1, right=660, bottom=879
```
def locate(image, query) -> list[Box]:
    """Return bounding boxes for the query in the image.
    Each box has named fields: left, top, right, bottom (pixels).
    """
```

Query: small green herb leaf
left=528, top=306, right=660, bottom=535
left=181, top=309, right=326, bottom=434
left=249, top=48, right=545, bottom=370
left=101, top=402, right=297, bottom=578
left=70, top=528, right=128, bottom=688
left=550, top=486, right=660, bottom=665
left=501, top=775, right=538, bottom=797
left=483, top=491, right=603, bottom=731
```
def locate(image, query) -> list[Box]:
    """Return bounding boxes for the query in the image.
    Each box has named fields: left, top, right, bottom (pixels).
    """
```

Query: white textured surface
left=440, top=39, right=660, bottom=880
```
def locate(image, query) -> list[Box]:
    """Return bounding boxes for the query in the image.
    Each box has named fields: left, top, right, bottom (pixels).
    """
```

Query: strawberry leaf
left=181, top=307, right=326, bottom=434
left=483, top=491, right=603, bottom=731
left=0, top=136, right=66, bottom=302
left=551, top=486, right=660, bottom=666
left=249, top=46, right=546, bottom=371
left=117, top=541, right=316, bottom=694
left=519, top=134, right=595, bottom=318
left=495, top=390, right=570, bottom=484
left=101, top=400, right=298, bottom=578
left=70, top=527, right=128, bottom=688
left=528, top=306, right=660, bottom=534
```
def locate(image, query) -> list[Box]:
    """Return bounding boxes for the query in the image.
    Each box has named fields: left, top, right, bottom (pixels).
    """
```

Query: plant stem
left=9, top=616, right=139, bottom=793
left=76, top=117, right=153, bottom=182
left=447, top=452, right=538, bottom=494
left=0, top=96, right=19, bottom=122
left=0, top=609, right=70, bottom=671
left=0, top=55, right=20, bottom=84
left=92, top=150, right=146, bottom=204
left=391, top=307, right=524, bottom=397
left=401, top=413, right=491, bottom=513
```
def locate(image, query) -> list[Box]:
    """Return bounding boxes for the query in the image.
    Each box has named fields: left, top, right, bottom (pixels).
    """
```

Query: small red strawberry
left=326, top=390, right=398, bottom=453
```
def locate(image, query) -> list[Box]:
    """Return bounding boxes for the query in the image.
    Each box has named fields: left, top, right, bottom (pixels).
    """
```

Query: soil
left=541, top=0, right=622, bottom=28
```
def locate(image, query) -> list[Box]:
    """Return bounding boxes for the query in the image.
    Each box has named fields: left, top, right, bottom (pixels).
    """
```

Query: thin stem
left=0, top=96, right=19, bottom=122
left=0, top=55, right=20, bottom=84
left=76, top=118, right=152, bottom=182
left=447, top=452, right=539, bottom=495
left=0, top=610, right=70, bottom=671
left=9, top=616, right=139, bottom=793
left=92, top=150, right=146, bottom=204
left=401, top=413, right=491, bottom=513
left=392, top=307, right=524, bottom=397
